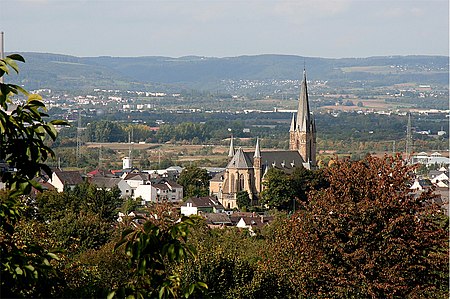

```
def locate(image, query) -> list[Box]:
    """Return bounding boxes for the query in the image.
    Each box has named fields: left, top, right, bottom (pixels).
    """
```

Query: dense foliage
left=260, top=166, right=327, bottom=211
left=264, top=156, right=449, bottom=298
left=177, top=166, right=211, bottom=199
left=0, top=54, right=68, bottom=297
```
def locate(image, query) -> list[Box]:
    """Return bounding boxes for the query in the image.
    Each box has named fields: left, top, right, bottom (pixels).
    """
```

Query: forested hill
left=6, top=52, right=449, bottom=92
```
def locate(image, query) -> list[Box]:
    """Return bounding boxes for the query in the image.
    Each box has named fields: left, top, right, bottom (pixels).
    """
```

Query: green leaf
left=4, top=57, right=20, bottom=74
left=196, top=281, right=208, bottom=289
left=50, top=119, right=69, bottom=126
left=189, top=283, right=195, bottom=295
left=159, top=286, right=166, bottom=299
left=47, top=252, right=59, bottom=260
left=7, top=54, right=25, bottom=63
left=0, top=62, right=9, bottom=74
left=9, top=84, right=29, bottom=96
left=24, top=265, right=35, bottom=272
left=107, top=291, right=116, bottom=299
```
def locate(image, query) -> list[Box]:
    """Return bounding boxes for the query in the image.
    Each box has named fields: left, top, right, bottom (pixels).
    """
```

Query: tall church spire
left=296, top=69, right=310, bottom=132
left=289, top=68, right=316, bottom=168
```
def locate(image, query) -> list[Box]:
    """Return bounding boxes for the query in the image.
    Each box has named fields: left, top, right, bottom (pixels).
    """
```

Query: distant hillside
left=5, top=52, right=449, bottom=92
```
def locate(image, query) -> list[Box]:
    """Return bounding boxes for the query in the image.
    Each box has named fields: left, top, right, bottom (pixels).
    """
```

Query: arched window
left=230, top=174, right=235, bottom=192
left=239, top=174, right=245, bottom=191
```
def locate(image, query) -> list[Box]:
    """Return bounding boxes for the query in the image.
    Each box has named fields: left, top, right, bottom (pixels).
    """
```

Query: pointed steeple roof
left=228, top=135, right=235, bottom=157
left=254, top=137, right=261, bottom=158
left=227, top=147, right=252, bottom=169
left=289, top=113, right=296, bottom=132
left=296, top=69, right=310, bottom=132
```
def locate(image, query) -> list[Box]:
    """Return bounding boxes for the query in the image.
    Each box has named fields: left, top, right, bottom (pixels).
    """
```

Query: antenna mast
left=1, top=32, right=5, bottom=84
left=98, top=146, right=102, bottom=169
left=76, top=108, right=82, bottom=167
left=405, top=112, right=413, bottom=163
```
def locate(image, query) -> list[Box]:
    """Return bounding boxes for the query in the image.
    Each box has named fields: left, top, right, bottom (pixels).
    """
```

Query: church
left=210, top=70, right=317, bottom=209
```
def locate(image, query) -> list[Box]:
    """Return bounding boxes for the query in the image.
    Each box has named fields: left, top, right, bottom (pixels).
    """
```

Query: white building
left=412, top=152, right=450, bottom=166
left=134, top=180, right=183, bottom=204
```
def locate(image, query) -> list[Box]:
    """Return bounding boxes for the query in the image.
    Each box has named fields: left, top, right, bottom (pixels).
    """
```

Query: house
left=181, top=196, right=225, bottom=216
left=235, top=214, right=274, bottom=236
left=434, top=187, right=449, bottom=214
left=430, top=171, right=449, bottom=185
left=412, top=152, right=450, bottom=166
left=30, top=177, right=56, bottom=198
left=203, top=213, right=233, bottom=227
left=410, top=178, right=432, bottom=191
left=90, top=176, right=132, bottom=198
left=142, top=166, right=183, bottom=181
left=87, top=169, right=116, bottom=178
left=49, top=170, right=83, bottom=192
left=123, top=172, right=151, bottom=196
left=134, top=180, right=183, bottom=204
left=153, top=181, right=183, bottom=202
left=134, top=184, right=156, bottom=204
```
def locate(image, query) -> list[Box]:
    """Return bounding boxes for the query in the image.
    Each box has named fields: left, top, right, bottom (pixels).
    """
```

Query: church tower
left=289, top=69, right=317, bottom=167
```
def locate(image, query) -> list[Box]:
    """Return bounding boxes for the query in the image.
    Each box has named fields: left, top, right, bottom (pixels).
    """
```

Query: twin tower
left=211, top=69, right=317, bottom=209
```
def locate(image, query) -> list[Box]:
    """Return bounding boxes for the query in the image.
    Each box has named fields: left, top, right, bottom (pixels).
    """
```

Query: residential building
left=49, top=170, right=83, bottom=192
left=181, top=196, right=225, bottom=216
left=90, top=176, right=132, bottom=197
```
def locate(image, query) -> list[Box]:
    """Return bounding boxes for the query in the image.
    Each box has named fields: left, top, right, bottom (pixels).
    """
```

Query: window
left=239, top=174, right=245, bottom=191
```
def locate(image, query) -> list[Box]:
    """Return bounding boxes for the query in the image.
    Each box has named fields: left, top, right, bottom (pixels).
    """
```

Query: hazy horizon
left=4, top=50, right=449, bottom=60
left=1, top=0, right=448, bottom=59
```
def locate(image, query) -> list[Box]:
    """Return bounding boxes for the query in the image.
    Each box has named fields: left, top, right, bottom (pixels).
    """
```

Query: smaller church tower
left=253, top=138, right=262, bottom=195
left=228, top=135, right=235, bottom=161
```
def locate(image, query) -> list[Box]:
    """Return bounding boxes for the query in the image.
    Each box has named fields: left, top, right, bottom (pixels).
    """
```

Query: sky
left=1, top=0, right=448, bottom=58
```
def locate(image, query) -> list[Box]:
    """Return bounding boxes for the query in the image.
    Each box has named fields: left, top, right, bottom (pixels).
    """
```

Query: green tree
left=73, top=182, right=123, bottom=222
left=177, top=166, right=210, bottom=199
left=110, top=214, right=207, bottom=299
left=261, top=167, right=327, bottom=211
left=290, top=166, right=328, bottom=204
left=260, top=168, right=295, bottom=210
left=0, top=54, right=67, bottom=297
left=236, top=190, right=250, bottom=211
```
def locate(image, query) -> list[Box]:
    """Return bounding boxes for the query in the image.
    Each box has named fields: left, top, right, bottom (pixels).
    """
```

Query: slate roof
left=54, top=170, right=83, bottom=185
left=153, top=183, right=169, bottom=191
left=429, top=170, right=446, bottom=179
left=87, top=169, right=116, bottom=178
left=165, top=181, right=182, bottom=189
left=184, top=196, right=224, bottom=209
left=123, top=172, right=150, bottom=181
left=259, top=150, right=305, bottom=172
left=204, top=213, right=232, bottom=225
left=210, top=171, right=225, bottom=182
left=296, top=70, right=311, bottom=132
left=227, top=149, right=306, bottom=174
left=227, top=147, right=253, bottom=169
left=238, top=215, right=274, bottom=228
left=90, top=177, right=123, bottom=189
